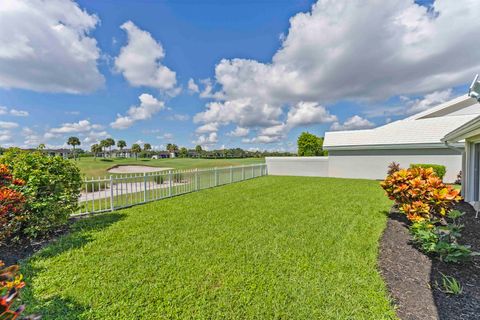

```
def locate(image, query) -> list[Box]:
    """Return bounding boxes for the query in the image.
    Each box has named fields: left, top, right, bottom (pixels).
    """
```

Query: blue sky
left=0, top=0, right=478, bottom=151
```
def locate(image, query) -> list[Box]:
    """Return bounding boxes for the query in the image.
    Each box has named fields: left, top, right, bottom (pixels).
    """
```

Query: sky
left=0, top=0, right=479, bottom=152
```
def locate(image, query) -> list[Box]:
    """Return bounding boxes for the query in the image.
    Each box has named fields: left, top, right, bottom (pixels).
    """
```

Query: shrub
left=0, top=148, right=82, bottom=239
left=0, top=165, right=27, bottom=242
left=410, top=163, right=446, bottom=179
left=0, top=261, right=39, bottom=319
left=381, top=167, right=461, bottom=222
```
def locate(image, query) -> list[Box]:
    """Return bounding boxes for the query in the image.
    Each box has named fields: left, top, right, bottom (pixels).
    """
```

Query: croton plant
left=381, top=167, right=461, bottom=222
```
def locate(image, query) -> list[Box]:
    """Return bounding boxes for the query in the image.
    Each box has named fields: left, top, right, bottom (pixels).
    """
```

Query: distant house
left=38, top=148, right=71, bottom=158
left=323, top=95, right=479, bottom=183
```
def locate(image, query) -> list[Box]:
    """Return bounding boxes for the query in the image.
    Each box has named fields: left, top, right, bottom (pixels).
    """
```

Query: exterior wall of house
left=265, top=157, right=329, bottom=177
left=328, top=148, right=462, bottom=183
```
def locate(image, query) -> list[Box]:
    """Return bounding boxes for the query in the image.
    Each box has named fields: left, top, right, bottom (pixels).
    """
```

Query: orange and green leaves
left=381, top=166, right=461, bottom=222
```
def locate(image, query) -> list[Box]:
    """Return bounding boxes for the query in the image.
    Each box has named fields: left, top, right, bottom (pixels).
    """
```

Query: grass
left=74, top=157, right=265, bottom=178
left=22, top=176, right=397, bottom=319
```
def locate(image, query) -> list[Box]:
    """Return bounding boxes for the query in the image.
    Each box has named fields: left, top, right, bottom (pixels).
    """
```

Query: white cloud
left=195, top=0, right=480, bottom=143
left=156, top=133, right=173, bottom=140
left=187, top=78, right=199, bottom=93
left=49, top=119, right=103, bottom=134
left=111, top=93, right=165, bottom=129
left=115, top=21, right=177, bottom=93
left=0, top=0, right=104, bottom=93
left=0, top=121, right=19, bottom=129
left=9, top=108, right=29, bottom=117
left=404, top=88, right=453, bottom=114
left=285, top=101, right=337, bottom=127
left=167, top=114, right=190, bottom=121
left=228, top=127, right=249, bottom=137
left=194, top=132, right=218, bottom=146
left=330, top=115, right=374, bottom=131
left=196, top=122, right=218, bottom=134
left=82, top=130, right=109, bottom=145
left=0, top=133, right=12, bottom=143
left=0, top=106, right=29, bottom=117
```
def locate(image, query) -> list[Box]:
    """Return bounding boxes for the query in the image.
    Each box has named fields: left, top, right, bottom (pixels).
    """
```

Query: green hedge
left=410, top=163, right=446, bottom=179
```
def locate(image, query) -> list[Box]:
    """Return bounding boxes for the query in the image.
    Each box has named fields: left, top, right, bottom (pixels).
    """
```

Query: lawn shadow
left=20, top=212, right=127, bottom=319
left=100, top=158, right=113, bottom=162
left=33, top=212, right=126, bottom=261
left=23, top=294, right=87, bottom=320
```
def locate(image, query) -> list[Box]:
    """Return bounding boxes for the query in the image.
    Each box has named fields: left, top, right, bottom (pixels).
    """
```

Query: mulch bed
left=379, top=202, right=480, bottom=320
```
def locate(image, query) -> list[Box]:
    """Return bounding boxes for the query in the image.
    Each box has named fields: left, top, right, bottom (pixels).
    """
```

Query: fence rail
left=76, top=164, right=267, bottom=215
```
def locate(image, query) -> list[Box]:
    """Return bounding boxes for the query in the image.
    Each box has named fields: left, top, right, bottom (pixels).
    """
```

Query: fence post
left=195, top=168, right=199, bottom=191
left=168, top=170, right=173, bottom=197
left=143, top=172, right=147, bottom=203
left=230, top=166, right=233, bottom=183
left=242, top=166, right=245, bottom=180
left=109, top=175, right=114, bottom=211
left=214, top=167, right=218, bottom=186
left=252, top=165, right=254, bottom=178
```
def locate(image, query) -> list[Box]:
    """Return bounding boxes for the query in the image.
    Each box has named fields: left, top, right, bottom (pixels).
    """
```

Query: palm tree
left=104, top=138, right=115, bottom=157
left=131, top=143, right=141, bottom=160
left=100, top=139, right=108, bottom=157
left=67, top=136, right=81, bottom=160
left=117, top=140, right=127, bottom=151
left=91, top=144, right=102, bottom=160
left=143, top=143, right=152, bottom=152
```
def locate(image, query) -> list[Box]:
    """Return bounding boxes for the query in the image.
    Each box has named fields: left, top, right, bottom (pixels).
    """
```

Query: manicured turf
left=75, top=157, right=265, bottom=178
left=22, top=176, right=397, bottom=319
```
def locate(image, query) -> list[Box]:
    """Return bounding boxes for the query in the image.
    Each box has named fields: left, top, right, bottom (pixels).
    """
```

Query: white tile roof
left=324, top=114, right=478, bottom=149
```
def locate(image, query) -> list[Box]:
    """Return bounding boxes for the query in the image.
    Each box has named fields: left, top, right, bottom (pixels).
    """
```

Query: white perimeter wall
left=266, top=157, right=329, bottom=177
left=266, top=148, right=462, bottom=183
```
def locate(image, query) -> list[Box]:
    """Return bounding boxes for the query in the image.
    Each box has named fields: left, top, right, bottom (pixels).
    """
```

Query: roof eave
left=324, top=142, right=464, bottom=151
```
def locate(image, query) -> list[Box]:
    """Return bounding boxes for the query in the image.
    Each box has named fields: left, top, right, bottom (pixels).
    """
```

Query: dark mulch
left=379, top=202, right=480, bottom=320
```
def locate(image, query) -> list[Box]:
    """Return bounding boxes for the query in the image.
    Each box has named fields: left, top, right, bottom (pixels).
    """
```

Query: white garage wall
left=265, top=157, right=329, bottom=177
left=266, top=148, right=462, bottom=183
left=328, top=148, right=462, bottom=183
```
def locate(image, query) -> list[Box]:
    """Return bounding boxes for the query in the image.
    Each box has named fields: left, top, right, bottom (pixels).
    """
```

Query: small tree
left=195, top=145, right=203, bottom=157
left=297, top=132, right=324, bottom=156
left=37, top=143, right=46, bottom=150
left=143, top=143, right=152, bottom=152
left=131, top=143, right=141, bottom=160
left=67, top=136, right=81, bottom=160
left=179, top=147, right=188, bottom=158
left=91, top=144, right=102, bottom=160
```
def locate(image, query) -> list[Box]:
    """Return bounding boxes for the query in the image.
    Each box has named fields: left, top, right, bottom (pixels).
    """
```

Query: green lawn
left=22, top=176, right=396, bottom=319
left=75, top=157, right=265, bottom=178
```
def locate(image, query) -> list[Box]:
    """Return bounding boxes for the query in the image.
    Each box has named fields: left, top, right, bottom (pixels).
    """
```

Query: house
left=267, top=93, right=480, bottom=184
left=323, top=94, right=480, bottom=183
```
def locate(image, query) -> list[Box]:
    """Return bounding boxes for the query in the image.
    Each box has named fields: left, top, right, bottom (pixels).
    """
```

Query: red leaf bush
left=0, top=165, right=26, bottom=242
left=381, top=167, right=461, bottom=222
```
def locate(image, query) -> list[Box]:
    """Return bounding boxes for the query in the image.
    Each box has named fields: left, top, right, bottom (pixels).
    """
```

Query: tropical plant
left=0, top=261, right=39, bottom=319
left=409, top=210, right=478, bottom=263
left=0, top=148, right=82, bottom=239
left=387, top=162, right=400, bottom=175
left=381, top=167, right=461, bottom=222
left=297, top=132, right=325, bottom=156
left=117, top=140, right=127, bottom=151
left=131, top=144, right=141, bottom=160
left=438, top=273, right=462, bottom=295
left=0, top=164, right=26, bottom=242
left=143, top=143, right=152, bottom=152
left=67, top=136, right=81, bottom=160
left=410, top=163, right=446, bottom=179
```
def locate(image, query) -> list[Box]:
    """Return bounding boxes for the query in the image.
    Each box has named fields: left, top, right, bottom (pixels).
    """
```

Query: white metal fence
left=76, top=164, right=267, bottom=215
